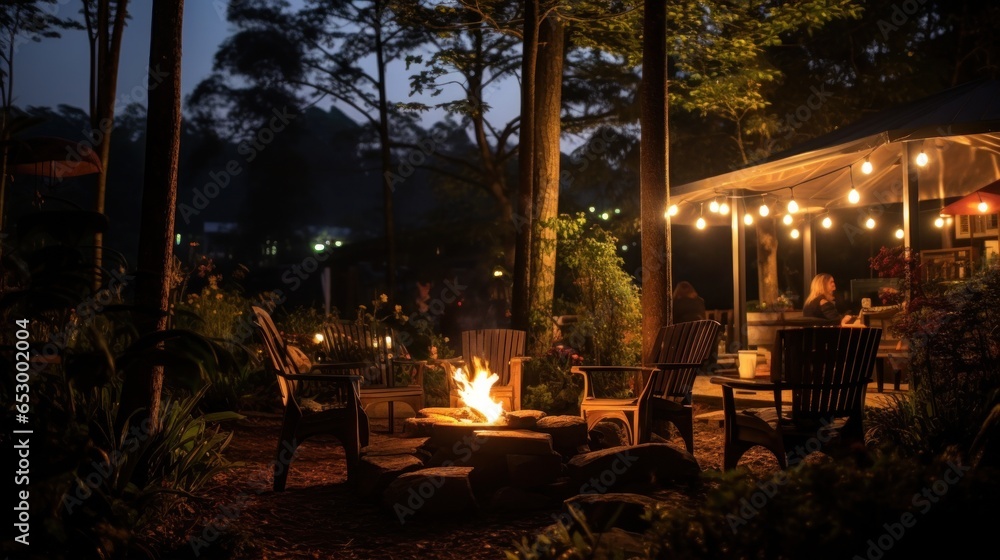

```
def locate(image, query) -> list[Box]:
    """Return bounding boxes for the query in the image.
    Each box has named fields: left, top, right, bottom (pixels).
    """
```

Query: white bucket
left=738, top=350, right=758, bottom=379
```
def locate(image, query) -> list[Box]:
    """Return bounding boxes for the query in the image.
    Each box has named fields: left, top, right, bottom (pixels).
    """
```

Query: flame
left=452, top=357, right=505, bottom=423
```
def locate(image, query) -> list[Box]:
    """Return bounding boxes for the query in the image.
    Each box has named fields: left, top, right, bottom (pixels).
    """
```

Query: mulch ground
left=142, top=405, right=780, bottom=560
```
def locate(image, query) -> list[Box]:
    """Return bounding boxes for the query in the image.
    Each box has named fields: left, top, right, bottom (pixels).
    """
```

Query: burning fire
left=452, top=357, right=505, bottom=423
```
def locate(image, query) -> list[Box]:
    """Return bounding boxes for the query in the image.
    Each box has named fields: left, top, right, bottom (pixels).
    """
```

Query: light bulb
left=895, top=228, right=904, bottom=239
left=861, top=158, right=873, bottom=175
left=787, top=198, right=799, bottom=214
left=709, top=199, right=720, bottom=213
left=719, top=201, right=730, bottom=215
left=759, top=202, right=770, bottom=217
left=848, top=187, right=860, bottom=204
left=696, top=216, right=706, bottom=230
left=743, top=213, right=754, bottom=225
left=978, top=200, right=989, bottom=213
left=934, top=216, right=945, bottom=228
left=865, top=217, right=876, bottom=229
left=667, top=204, right=678, bottom=217
left=783, top=214, right=793, bottom=225
left=790, top=228, right=800, bottom=239
left=916, top=151, right=928, bottom=167
left=822, top=215, right=832, bottom=228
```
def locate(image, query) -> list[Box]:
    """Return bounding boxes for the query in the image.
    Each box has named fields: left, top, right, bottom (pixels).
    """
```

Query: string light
left=895, top=228, right=904, bottom=239
left=934, top=215, right=945, bottom=228
left=865, top=216, right=876, bottom=229
left=848, top=186, right=860, bottom=204
left=743, top=212, right=753, bottom=225
left=666, top=204, right=679, bottom=217
left=861, top=157, right=873, bottom=175
left=709, top=198, right=720, bottom=213
left=978, top=193, right=988, bottom=213
left=790, top=228, right=800, bottom=239
left=821, top=214, right=832, bottom=228
left=696, top=203, right=706, bottom=230
left=787, top=188, right=798, bottom=214
left=782, top=214, right=793, bottom=225
left=759, top=196, right=770, bottom=217
left=719, top=199, right=730, bottom=215
left=916, top=150, right=928, bottom=167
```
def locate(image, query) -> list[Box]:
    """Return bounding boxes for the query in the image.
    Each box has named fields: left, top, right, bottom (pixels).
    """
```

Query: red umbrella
left=5, top=136, right=103, bottom=178
left=940, top=178, right=1000, bottom=216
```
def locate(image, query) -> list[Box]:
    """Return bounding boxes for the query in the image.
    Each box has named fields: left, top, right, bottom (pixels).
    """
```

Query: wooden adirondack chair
left=441, top=329, right=529, bottom=412
left=322, top=320, right=425, bottom=434
left=572, top=320, right=721, bottom=450
left=250, top=306, right=369, bottom=491
left=713, top=326, right=882, bottom=469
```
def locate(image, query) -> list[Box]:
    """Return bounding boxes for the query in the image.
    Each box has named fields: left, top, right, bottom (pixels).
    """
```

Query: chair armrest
left=572, top=366, right=656, bottom=399
left=709, top=376, right=776, bottom=392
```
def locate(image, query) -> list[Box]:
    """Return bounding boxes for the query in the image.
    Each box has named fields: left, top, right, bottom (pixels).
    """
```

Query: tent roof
left=670, top=79, right=1000, bottom=225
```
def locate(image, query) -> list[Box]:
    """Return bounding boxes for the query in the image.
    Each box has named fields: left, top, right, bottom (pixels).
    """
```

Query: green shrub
left=866, top=264, right=1000, bottom=461
left=522, top=345, right=585, bottom=415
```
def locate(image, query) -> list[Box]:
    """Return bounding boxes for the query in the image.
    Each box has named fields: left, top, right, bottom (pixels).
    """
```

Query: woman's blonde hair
left=804, top=273, right=835, bottom=307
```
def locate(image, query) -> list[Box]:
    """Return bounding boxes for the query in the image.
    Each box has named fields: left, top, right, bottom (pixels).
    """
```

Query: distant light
left=861, top=158, right=873, bottom=175
left=600, top=212, right=610, bottom=220
left=790, top=228, right=800, bottom=239
left=978, top=200, right=989, bottom=213
left=334, top=240, right=343, bottom=247
left=822, top=215, right=832, bottom=228
left=782, top=214, right=793, bottom=225
left=588, top=206, right=596, bottom=213
left=313, top=333, right=324, bottom=344
left=743, top=213, right=753, bottom=225
left=621, top=244, right=628, bottom=251
left=314, top=243, right=326, bottom=252
left=848, top=187, right=860, bottom=204
left=614, top=208, right=621, bottom=214
left=895, top=228, right=905, bottom=239
left=696, top=216, right=706, bottom=230
left=719, top=201, right=730, bottom=215
left=709, top=199, right=720, bottom=213
left=916, top=151, right=928, bottom=167
left=866, top=217, right=876, bottom=229
left=175, top=233, right=181, bottom=245
left=493, top=268, right=504, bottom=277
left=934, top=216, right=945, bottom=228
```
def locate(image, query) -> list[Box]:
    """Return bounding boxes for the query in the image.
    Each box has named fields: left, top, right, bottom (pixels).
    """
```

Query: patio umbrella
left=940, top=178, right=1000, bottom=215
left=4, top=136, right=103, bottom=179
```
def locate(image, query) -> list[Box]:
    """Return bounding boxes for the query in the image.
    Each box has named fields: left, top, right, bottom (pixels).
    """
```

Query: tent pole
left=732, top=189, right=747, bottom=351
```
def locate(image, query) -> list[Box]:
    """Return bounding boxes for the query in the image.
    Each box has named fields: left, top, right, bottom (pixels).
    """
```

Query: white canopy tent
left=668, top=79, right=1000, bottom=347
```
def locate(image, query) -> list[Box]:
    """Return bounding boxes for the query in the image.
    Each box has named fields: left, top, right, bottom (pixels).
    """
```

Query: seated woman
left=802, top=273, right=862, bottom=326
left=672, top=281, right=707, bottom=323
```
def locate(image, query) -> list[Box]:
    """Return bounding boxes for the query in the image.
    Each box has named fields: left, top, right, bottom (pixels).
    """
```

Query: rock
left=504, top=409, right=546, bottom=429
left=535, top=416, right=589, bottom=456
left=403, top=417, right=450, bottom=438
left=563, top=492, right=660, bottom=533
left=418, top=407, right=482, bottom=422
left=383, top=466, right=478, bottom=523
left=507, top=452, right=564, bottom=488
left=472, top=429, right=554, bottom=456
left=357, top=454, right=425, bottom=498
left=567, top=443, right=701, bottom=492
left=588, top=420, right=631, bottom=449
left=364, top=437, right=430, bottom=456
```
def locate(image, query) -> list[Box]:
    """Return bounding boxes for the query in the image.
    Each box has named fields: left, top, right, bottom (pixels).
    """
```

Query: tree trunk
left=639, top=0, right=670, bottom=363
left=528, top=15, right=563, bottom=353
left=89, top=0, right=129, bottom=291
left=756, top=216, right=779, bottom=305
left=116, top=0, right=184, bottom=434
left=374, top=1, right=396, bottom=301
left=511, top=0, right=538, bottom=331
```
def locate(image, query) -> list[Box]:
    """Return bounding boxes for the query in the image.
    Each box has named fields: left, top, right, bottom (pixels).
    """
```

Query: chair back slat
left=646, top=320, right=721, bottom=400
left=251, top=306, right=300, bottom=405
left=323, top=320, right=397, bottom=388
left=772, top=327, right=882, bottom=423
left=462, top=329, right=526, bottom=386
